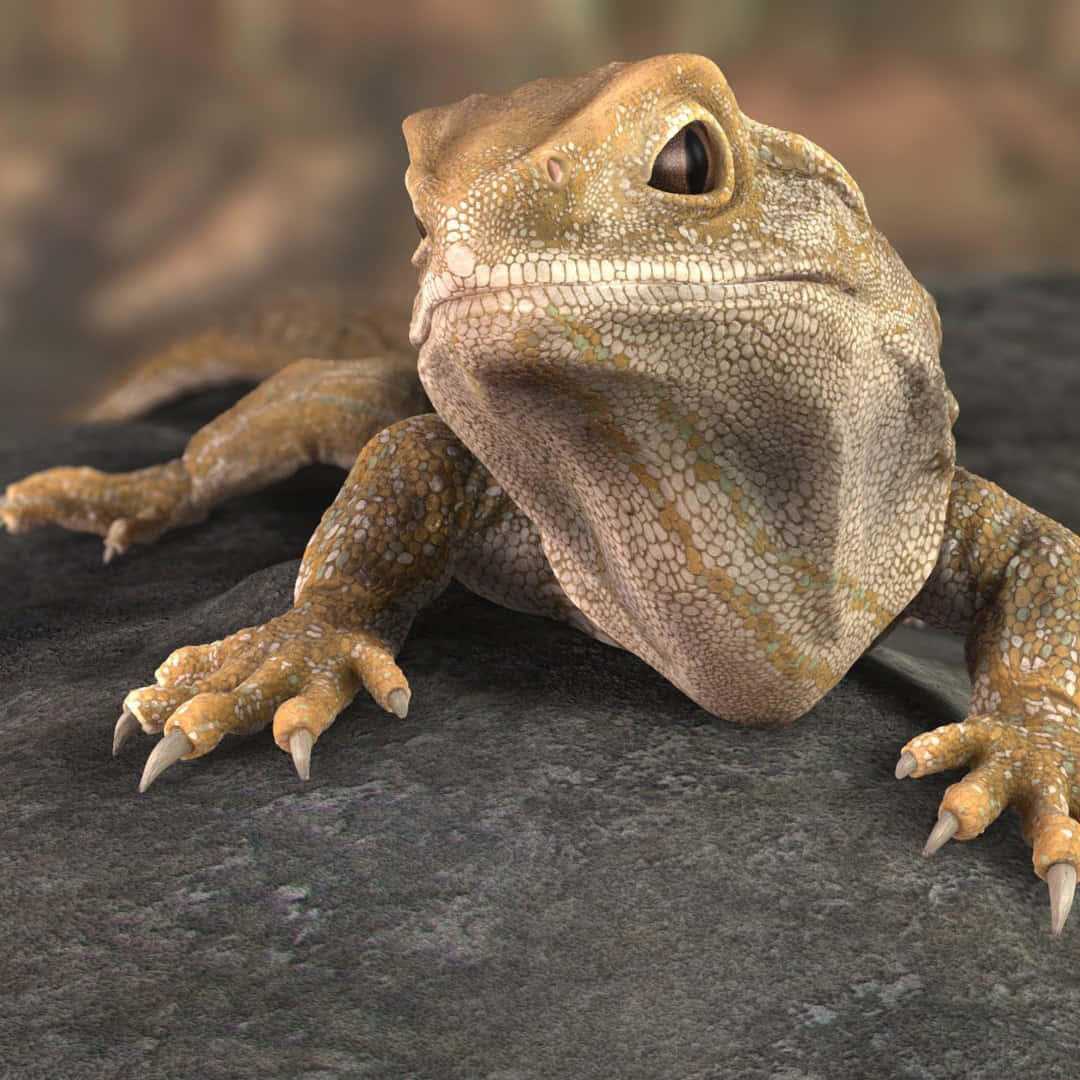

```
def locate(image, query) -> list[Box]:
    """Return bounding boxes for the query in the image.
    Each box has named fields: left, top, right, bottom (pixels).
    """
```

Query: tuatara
left=4, top=54, right=1078, bottom=933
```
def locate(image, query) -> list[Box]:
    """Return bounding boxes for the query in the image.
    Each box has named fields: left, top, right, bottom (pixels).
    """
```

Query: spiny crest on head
left=742, top=114, right=869, bottom=220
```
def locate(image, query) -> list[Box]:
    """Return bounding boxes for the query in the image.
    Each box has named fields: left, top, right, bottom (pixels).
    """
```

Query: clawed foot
left=113, top=605, right=411, bottom=788
left=895, top=714, right=1080, bottom=934
left=1, top=459, right=198, bottom=561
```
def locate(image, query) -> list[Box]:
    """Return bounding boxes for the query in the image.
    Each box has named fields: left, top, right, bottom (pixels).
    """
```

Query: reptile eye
left=648, top=121, right=719, bottom=195
left=414, top=215, right=428, bottom=239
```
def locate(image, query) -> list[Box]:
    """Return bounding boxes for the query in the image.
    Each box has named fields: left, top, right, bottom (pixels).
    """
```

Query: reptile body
left=4, top=54, right=1078, bottom=933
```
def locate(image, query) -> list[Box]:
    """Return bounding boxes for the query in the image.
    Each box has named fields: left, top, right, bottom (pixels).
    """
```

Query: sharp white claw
left=1048, top=862, right=1077, bottom=936
left=388, top=688, right=410, bottom=719
left=102, top=540, right=120, bottom=565
left=289, top=730, right=313, bottom=781
left=922, top=810, right=959, bottom=856
left=138, top=728, right=191, bottom=792
left=894, top=751, right=917, bottom=779
left=112, top=708, right=140, bottom=756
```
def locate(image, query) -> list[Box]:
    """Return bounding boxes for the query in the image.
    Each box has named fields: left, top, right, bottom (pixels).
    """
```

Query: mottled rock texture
left=1, top=276, right=1078, bottom=1079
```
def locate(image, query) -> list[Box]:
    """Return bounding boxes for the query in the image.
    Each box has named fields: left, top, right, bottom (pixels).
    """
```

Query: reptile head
left=401, top=54, right=957, bottom=723
left=404, top=53, right=940, bottom=349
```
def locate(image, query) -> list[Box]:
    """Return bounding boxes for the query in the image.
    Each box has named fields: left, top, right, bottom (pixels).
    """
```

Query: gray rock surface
left=2, top=276, right=1079, bottom=1079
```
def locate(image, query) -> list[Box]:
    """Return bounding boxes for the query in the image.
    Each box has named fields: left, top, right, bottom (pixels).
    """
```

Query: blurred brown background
left=2, top=0, right=1079, bottom=439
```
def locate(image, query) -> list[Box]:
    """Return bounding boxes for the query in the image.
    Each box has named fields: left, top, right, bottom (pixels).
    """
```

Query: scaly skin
left=82, top=294, right=413, bottom=422
left=3, top=354, right=425, bottom=560
left=900, top=467, right=1080, bottom=930
left=2, top=54, right=1078, bottom=932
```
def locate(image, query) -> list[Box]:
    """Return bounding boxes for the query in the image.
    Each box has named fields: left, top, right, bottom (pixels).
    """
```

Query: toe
left=936, top=755, right=1017, bottom=840
left=164, top=690, right=270, bottom=756
left=155, top=640, right=227, bottom=684
left=271, top=671, right=359, bottom=757
left=899, top=716, right=997, bottom=778
left=124, top=684, right=201, bottom=734
left=1028, top=810, right=1080, bottom=934
left=3, top=467, right=117, bottom=535
left=1028, top=809, right=1080, bottom=881
left=345, top=636, right=410, bottom=716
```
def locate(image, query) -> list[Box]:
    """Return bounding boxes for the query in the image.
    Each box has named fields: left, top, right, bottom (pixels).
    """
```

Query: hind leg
left=2, top=355, right=425, bottom=561
left=80, top=296, right=411, bottom=421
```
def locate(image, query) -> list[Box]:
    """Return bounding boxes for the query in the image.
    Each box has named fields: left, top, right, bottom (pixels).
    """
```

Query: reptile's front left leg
left=898, top=466, right=1080, bottom=933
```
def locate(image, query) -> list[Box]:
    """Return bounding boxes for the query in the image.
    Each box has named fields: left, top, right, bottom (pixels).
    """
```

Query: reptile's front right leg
left=1, top=354, right=424, bottom=561
left=119, top=413, right=501, bottom=788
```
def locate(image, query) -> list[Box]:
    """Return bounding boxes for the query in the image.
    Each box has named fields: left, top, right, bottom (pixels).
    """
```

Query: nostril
left=546, top=156, right=565, bottom=184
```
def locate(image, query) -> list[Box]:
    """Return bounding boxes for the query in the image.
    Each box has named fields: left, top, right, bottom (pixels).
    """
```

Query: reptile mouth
left=408, top=271, right=852, bottom=348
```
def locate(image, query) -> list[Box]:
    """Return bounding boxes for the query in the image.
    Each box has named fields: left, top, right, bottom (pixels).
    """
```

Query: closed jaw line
left=409, top=258, right=844, bottom=347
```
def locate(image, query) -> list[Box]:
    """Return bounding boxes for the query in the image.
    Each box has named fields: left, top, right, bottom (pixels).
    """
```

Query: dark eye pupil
left=415, top=215, right=428, bottom=239
left=686, top=128, right=711, bottom=194
left=648, top=121, right=717, bottom=195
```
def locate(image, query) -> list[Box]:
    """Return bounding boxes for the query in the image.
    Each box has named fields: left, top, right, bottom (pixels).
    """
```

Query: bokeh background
left=2, top=0, right=1079, bottom=438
